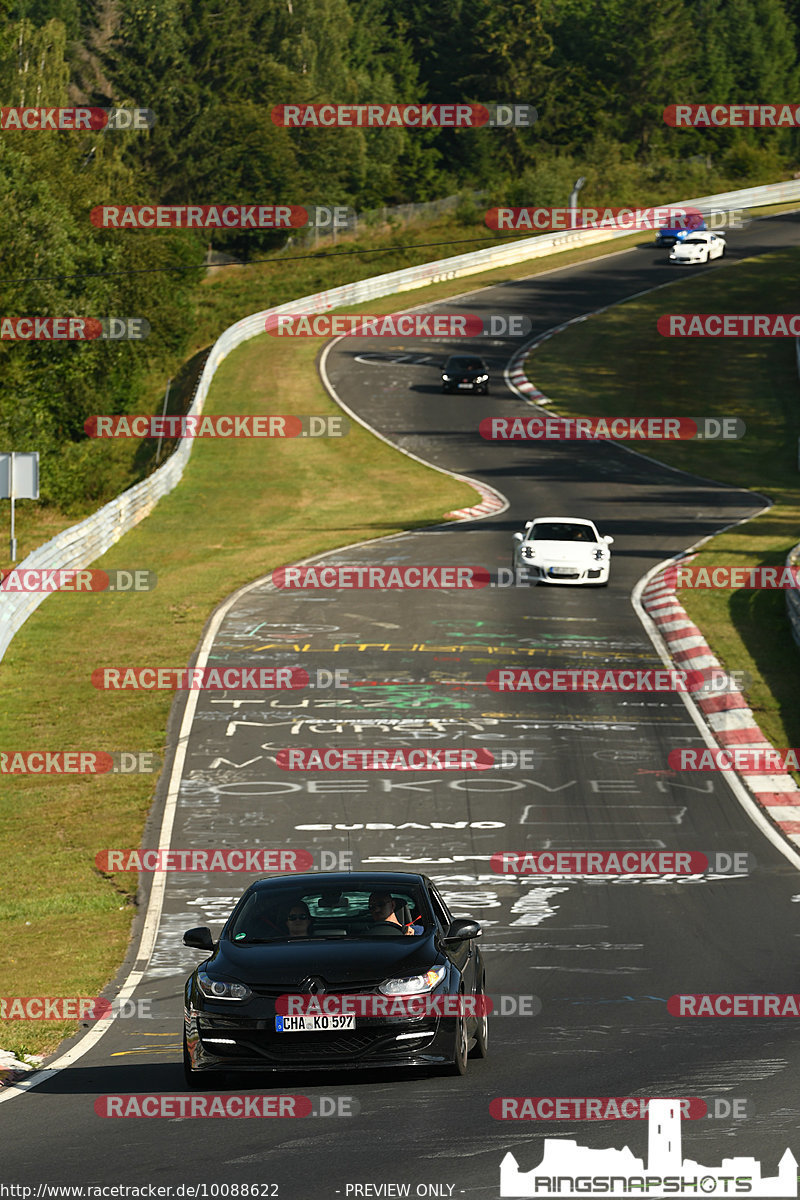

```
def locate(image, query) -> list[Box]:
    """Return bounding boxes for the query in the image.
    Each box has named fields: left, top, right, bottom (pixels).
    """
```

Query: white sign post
left=0, top=452, right=40, bottom=560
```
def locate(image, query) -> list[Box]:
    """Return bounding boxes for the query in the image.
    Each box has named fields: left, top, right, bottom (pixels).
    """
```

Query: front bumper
left=514, top=557, right=610, bottom=585
left=184, top=1007, right=456, bottom=1073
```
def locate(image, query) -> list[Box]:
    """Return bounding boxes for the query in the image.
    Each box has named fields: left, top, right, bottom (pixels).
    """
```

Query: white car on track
left=669, top=231, right=725, bottom=264
left=512, top=517, right=614, bottom=585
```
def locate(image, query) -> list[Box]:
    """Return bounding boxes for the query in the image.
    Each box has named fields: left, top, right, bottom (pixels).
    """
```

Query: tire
left=183, top=1029, right=206, bottom=1088
left=469, top=980, right=489, bottom=1059
left=448, top=1003, right=469, bottom=1076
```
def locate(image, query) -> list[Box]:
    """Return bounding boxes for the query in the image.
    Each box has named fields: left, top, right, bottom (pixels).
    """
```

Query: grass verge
left=527, top=243, right=800, bottom=757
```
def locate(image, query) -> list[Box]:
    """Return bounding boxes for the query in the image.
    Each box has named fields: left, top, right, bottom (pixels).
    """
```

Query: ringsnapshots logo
left=1, top=750, right=159, bottom=774
left=479, top=416, right=745, bottom=441
left=91, top=204, right=353, bottom=230
left=0, top=568, right=155, bottom=592
left=659, top=314, right=800, bottom=337
left=485, top=206, right=703, bottom=232
left=84, top=415, right=347, bottom=438
left=95, top=1094, right=359, bottom=1118
left=664, top=103, right=800, bottom=127
left=264, top=313, right=531, bottom=337
left=271, top=102, right=536, bottom=128
left=0, top=107, right=154, bottom=131
left=0, top=317, right=149, bottom=340
left=498, top=1099, right=796, bottom=1198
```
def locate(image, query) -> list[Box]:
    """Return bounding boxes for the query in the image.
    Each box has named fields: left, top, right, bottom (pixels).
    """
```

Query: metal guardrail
left=3, top=176, right=800, bottom=663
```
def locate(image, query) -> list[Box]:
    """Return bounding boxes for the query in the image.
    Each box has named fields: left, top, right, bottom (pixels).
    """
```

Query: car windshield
left=529, top=523, right=597, bottom=542
left=445, top=357, right=484, bottom=371
left=226, top=881, right=433, bottom=943
left=683, top=237, right=706, bottom=245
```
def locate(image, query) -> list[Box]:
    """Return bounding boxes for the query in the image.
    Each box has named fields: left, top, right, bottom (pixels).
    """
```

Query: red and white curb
left=643, top=558, right=800, bottom=849
left=445, top=478, right=506, bottom=521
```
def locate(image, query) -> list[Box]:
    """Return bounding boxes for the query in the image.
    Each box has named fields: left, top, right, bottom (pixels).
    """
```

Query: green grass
left=528, top=243, right=800, bottom=754
left=0, top=326, right=477, bottom=1059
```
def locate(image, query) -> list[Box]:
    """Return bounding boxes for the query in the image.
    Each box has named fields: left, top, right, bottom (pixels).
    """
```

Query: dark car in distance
left=183, top=871, right=488, bottom=1080
left=441, top=354, right=490, bottom=394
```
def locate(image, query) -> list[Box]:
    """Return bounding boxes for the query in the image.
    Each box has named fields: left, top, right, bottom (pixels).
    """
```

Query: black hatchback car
left=183, top=871, right=487, bottom=1080
left=441, top=355, right=490, bottom=394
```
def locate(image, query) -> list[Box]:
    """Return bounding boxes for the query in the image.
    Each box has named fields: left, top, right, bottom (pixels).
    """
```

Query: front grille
left=250, top=979, right=383, bottom=997
left=202, top=1025, right=436, bottom=1061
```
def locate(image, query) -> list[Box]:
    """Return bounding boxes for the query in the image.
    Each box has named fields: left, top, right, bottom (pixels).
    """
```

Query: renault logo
left=300, top=976, right=327, bottom=995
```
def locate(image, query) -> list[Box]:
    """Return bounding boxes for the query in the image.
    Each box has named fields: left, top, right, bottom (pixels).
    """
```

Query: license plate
left=457, top=382, right=472, bottom=388
left=550, top=566, right=577, bottom=576
left=275, top=1014, right=355, bottom=1032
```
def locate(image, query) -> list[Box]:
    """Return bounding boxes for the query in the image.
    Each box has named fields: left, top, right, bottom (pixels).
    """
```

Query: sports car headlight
left=197, top=968, right=251, bottom=1001
left=442, top=374, right=452, bottom=381
left=476, top=374, right=488, bottom=382
left=594, top=548, right=605, bottom=560
left=379, top=967, right=447, bottom=995
left=523, top=545, right=535, bottom=559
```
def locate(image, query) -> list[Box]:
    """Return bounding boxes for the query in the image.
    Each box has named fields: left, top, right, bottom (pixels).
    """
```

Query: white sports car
left=512, top=517, right=614, bottom=585
left=669, top=231, right=725, bottom=264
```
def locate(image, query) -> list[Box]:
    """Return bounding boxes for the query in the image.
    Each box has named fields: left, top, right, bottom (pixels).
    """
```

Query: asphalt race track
left=3, top=214, right=800, bottom=1195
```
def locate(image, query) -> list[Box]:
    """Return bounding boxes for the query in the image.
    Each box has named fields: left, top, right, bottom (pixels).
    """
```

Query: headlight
left=523, top=545, right=535, bottom=559
left=379, top=966, right=447, bottom=995
left=594, top=548, right=605, bottom=560
left=476, top=374, right=488, bottom=382
left=442, top=374, right=451, bottom=381
left=197, top=967, right=251, bottom=1001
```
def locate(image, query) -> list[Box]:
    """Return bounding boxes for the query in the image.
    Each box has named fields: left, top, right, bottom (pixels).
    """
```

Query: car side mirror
left=444, top=918, right=482, bottom=942
left=603, top=535, right=614, bottom=545
left=183, top=926, right=215, bottom=951
left=512, top=532, right=524, bottom=545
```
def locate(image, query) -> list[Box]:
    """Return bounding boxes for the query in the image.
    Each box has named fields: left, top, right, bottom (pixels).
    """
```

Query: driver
left=367, top=891, right=418, bottom=935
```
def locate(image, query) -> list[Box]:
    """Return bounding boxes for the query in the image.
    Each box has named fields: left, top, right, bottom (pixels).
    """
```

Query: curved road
left=3, top=213, right=800, bottom=1196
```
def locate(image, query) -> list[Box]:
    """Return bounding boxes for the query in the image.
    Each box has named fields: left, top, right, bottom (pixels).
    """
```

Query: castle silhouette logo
left=500, top=1099, right=797, bottom=1197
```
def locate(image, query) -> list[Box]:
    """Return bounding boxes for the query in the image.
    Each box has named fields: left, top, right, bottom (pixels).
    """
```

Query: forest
left=1, top=0, right=799, bottom=507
